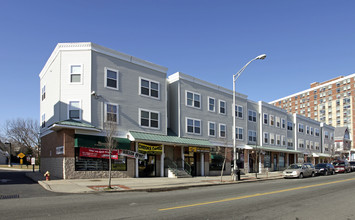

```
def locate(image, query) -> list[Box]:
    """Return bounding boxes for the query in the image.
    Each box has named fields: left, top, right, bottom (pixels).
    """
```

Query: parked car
left=283, top=163, right=316, bottom=179
left=332, top=160, right=351, bottom=173
left=349, top=161, right=355, bottom=172
left=315, top=163, right=335, bottom=176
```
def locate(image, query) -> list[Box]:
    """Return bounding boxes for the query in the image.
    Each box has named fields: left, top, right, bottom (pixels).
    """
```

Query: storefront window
left=210, top=147, right=226, bottom=171
left=75, top=148, right=127, bottom=171
left=264, top=152, right=271, bottom=168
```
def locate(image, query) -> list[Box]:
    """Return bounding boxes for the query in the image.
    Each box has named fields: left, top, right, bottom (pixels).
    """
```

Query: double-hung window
left=270, top=115, right=274, bottom=126
left=219, top=124, right=226, bottom=138
left=208, top=97, right=215, bottom=112
left=219, top=100, right=226, bottom=114
left=235, top=127, right=243, bottom=140
left=264, top=132, right=269, bottom=144
left=306, top=126, right=310, bottom=135
left=68, top=101, right=81, bottom=120
left=248, top=130, right=256, bottom=143
left=287, top=121, right=293, bottom=130
left=140, top=109, right=160, bottom=129
left=281, top=136, right=286, bottom=146
left=186, top=91, right=201, bottom=108
left=263, top=113, right=268, bottom=124
left=235, top=105, right=243, bottom=119
left=105, top=68, right=119, bottom=90
left=186, top=118, right=201, bottom=135
left=105, top=103, right=119, bottom=123
left=315, top=128, right=320, bottom=136
left=70, top=64, right=82, bottom=83
left=281, top=118, right=286, bottom=129
left=276, top=135, right=281, bottom=145
left=270, top=133, right=275, bottom=145
left=140, top=77, right=160, bottom=99
left=208, top=122, right=216, bottom=136
left=41, top=113, right=45, bottom=128
left=298, top=123, right=304, bottom=133
left=41, top=85, right=46, bottom=101
left=276, top=117, right=280, bottom=128
left=248, top=110, right=256, bottom=122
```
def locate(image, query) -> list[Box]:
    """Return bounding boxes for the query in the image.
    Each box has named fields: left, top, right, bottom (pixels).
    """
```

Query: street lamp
left=5, top=142, right=12, bottom=167
left=232, top=54, right=266, bottom=181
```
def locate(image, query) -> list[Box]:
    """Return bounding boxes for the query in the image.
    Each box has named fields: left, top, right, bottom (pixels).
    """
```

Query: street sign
left=18, top=153, right=25, bottom=158
left=31, top=157, right=35, bottom=165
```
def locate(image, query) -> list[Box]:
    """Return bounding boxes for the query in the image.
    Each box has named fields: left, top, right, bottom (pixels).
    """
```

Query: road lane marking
left=159, top=177, right=355, bottom=211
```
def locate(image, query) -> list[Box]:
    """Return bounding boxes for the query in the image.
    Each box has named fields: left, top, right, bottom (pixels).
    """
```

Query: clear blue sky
left=1, top=0, right=354, bottom=126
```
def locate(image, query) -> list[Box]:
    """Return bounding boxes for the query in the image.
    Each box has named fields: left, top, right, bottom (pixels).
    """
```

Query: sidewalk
left=25, top=171, right=284, bottom=194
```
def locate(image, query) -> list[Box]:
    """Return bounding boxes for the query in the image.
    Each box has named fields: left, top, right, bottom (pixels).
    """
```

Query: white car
left=283, top=163, right=315, bottom=179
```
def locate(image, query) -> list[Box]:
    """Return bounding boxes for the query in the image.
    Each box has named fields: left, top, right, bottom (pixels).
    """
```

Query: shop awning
left=49, top=119, right=101, bottom=132
left=129, top=131, right=213, bottom=147
left=75, top=134, right=131, bottom=150
left=246, top=145, right=303, bottom=154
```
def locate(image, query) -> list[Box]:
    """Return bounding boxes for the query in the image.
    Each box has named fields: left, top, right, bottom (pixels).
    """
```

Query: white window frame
left=263, top=113, right=268, bottom=125
left=208, top=97, right=215, bottom=112
left=281, top=135, right=286, bottom=146
left=248, top=130, right=257, bottom=143
left=104, top=102, right=119, bottom=124
left=219, top=123, right=226, bottom=138
left=69, top=64, right=83, bottom=84
left=235, top=105, right=243, bottom=119
left=276, top=134, right=281, bottom=146
left=139, top=108, right=160, bottom=130
left=270, top=133, right=275, bottom=145
left=298, top=123, right=304, bottom=133
left=208, top=121, right=216, bottom=137
left=270, top=115, right=275, bottom=126
left=248, top=110, right=257, bottom=122
left=235, top=127, right=244, bottom=140
left=41, top=84, right=46, bottom=101
left=219, top=100, right=226, bottom=115
left=276, top=116, right=280, bottom=128
left=68, top=100, right=81, bottom=120
left=281, top=118, right=286, bottom=129
left=185, top=90, right=201, bottom=109
left=139, top=77, right=160, bottom=100
left=264, top=132, right=269, bottom=144
left=186, top=117, right=201, bottom=135
left=105, top=67, right=119, bottom=90
left=41, top=113, right=45, bottom=128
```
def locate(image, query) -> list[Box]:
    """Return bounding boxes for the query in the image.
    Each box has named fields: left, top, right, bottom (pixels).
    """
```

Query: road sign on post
left=31, top=157, right=36, bottom=172
left=18, top=153, right=25, bottom=158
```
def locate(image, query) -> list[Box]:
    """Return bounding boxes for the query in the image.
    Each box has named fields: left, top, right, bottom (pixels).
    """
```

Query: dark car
left=349, top=161, right=355, bottom=172
left=315, top=163, right=335, bottom=176
left=333, top=160, right=351, bottom=173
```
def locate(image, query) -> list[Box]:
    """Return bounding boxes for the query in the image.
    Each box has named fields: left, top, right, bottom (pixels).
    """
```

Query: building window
left=310, top=127, right=314, bottom=135
left=248, top=130, right=257, bottom=143
left=270, top=115, right=274, bottom=126
left=287, top=121, right=293, bottom=130
left=105, top=68, right=119, bottom=90
left=264, top=132, right=269, bottom=144
left=298, top=139, right=304, bottom=149
left=276, top=135, right=281, bottom=145
left=306, top=140, right=310, bottom=149
left=306, top=126, right=310, bottom=135
left=68, top=101, right=81, bottom=120
left=140, top=109, right=160, bottom=129
left=281, top=118, right=286, bottom=129
left=282, top=136, right=286, bottom=146
left=186, top=118, right=201, bottom=135
left=219, top=100, right=226, bottom=114
left=41, top=85, right=46, bottom=101
left=208, top=122, right=216, bottom=137
left=287, top=138, right=293, bottom=147
left=70, top=64, right=82, bottom=83
left=310, top=141, right=314, bottom=149
left=276, top=117, right=280, bottom=128
left=324, top=131, right=329, bottom=139
left=263, top=113, right=268, bottom=124
left=186, top=91, right=201, bottom=108
left=41, top=113, right=45, bottom=128
left=235, top=127, right=243, bottom=140
left=235, top=105, right=243, bottom=119
left=140, top=77, right=160, bottom=99
left=298, top=123, right=304, bottom=133
left=315, top=142, right=320, bottom=150
left=105, top=103, right=119, bottom=123
left=219, top=124, right=226, bottom=138
left=315, top=128, right=320, bottom=137
left=270, top=133, right=275, bottom=145
left=248, top=110, right=256, bottom=122
left=208, top=97, right=215, bottom=112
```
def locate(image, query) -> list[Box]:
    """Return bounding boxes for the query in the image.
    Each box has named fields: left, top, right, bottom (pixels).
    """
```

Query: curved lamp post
left=232, top=54, right=266, bottom=181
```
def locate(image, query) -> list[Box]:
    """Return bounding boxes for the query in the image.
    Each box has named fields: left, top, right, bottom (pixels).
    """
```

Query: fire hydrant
left=44, top=171, right=50, bottom=181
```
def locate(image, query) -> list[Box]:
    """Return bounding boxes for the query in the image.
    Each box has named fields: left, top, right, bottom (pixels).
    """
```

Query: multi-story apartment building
left=270, top=74, right=355, bottom=160
left=40, top=42, right=336, bottom=179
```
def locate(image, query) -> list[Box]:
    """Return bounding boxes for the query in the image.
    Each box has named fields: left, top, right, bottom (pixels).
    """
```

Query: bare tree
left=2, top=118, right=40, bottom=155
left=103, top=114, right=118, bottom=189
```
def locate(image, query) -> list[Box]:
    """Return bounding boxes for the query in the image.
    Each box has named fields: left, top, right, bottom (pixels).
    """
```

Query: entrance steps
left=168, top=168, right=192, bottom=178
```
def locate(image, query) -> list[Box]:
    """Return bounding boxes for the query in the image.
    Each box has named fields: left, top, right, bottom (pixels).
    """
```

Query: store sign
left=79, top=147, right=146, bottom=160
left=189, top=147, right=210, bottom=153
left=56, top=146, right=64, bottom=155
left=138, top=143, right=162, bottom=153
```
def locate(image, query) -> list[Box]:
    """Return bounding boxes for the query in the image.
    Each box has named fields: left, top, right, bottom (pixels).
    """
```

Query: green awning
left=49, top=119, right=101, bottom=132
left=75, top=134, right=131, bottom=150
left=129, top=131, right=213, bottom=147
left=246, top=145, right=303, bottom=154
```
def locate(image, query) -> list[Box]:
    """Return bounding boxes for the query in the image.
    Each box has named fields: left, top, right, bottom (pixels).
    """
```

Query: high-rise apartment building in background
left=270, top=74, right=355, bottom=160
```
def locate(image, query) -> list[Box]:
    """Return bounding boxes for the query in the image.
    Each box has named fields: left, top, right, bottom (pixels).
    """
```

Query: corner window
left=140, top=77, right=160, bottom=99
left=186, top=118, right=201, bottom=135
left=208, top=122, right=216, bottom=136
left=68, top=101, right=81, bottom=120
left=70, top=65, right=82, bottom=83
left=219, top=124, right=226, bottom=138
left=186, top=91, right=201, bottom=109
left=105, top=103, right=119, bottom=123
left=219, top=100, right=226, bottom=114
left=105, top=68, right=119, bottom=90
left=140, top=109, right=160, bottom=129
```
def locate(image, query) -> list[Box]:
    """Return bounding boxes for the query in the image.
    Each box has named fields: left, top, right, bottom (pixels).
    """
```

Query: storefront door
left=273, top=154, right=278, bottom=171
left=185, top=153, right=197, bottom=176
left=139, top=155, right=156, bottom=177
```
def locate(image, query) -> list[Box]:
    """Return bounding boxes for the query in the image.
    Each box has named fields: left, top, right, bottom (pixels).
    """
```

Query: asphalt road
left=1, top=171, right=355, bottom=220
